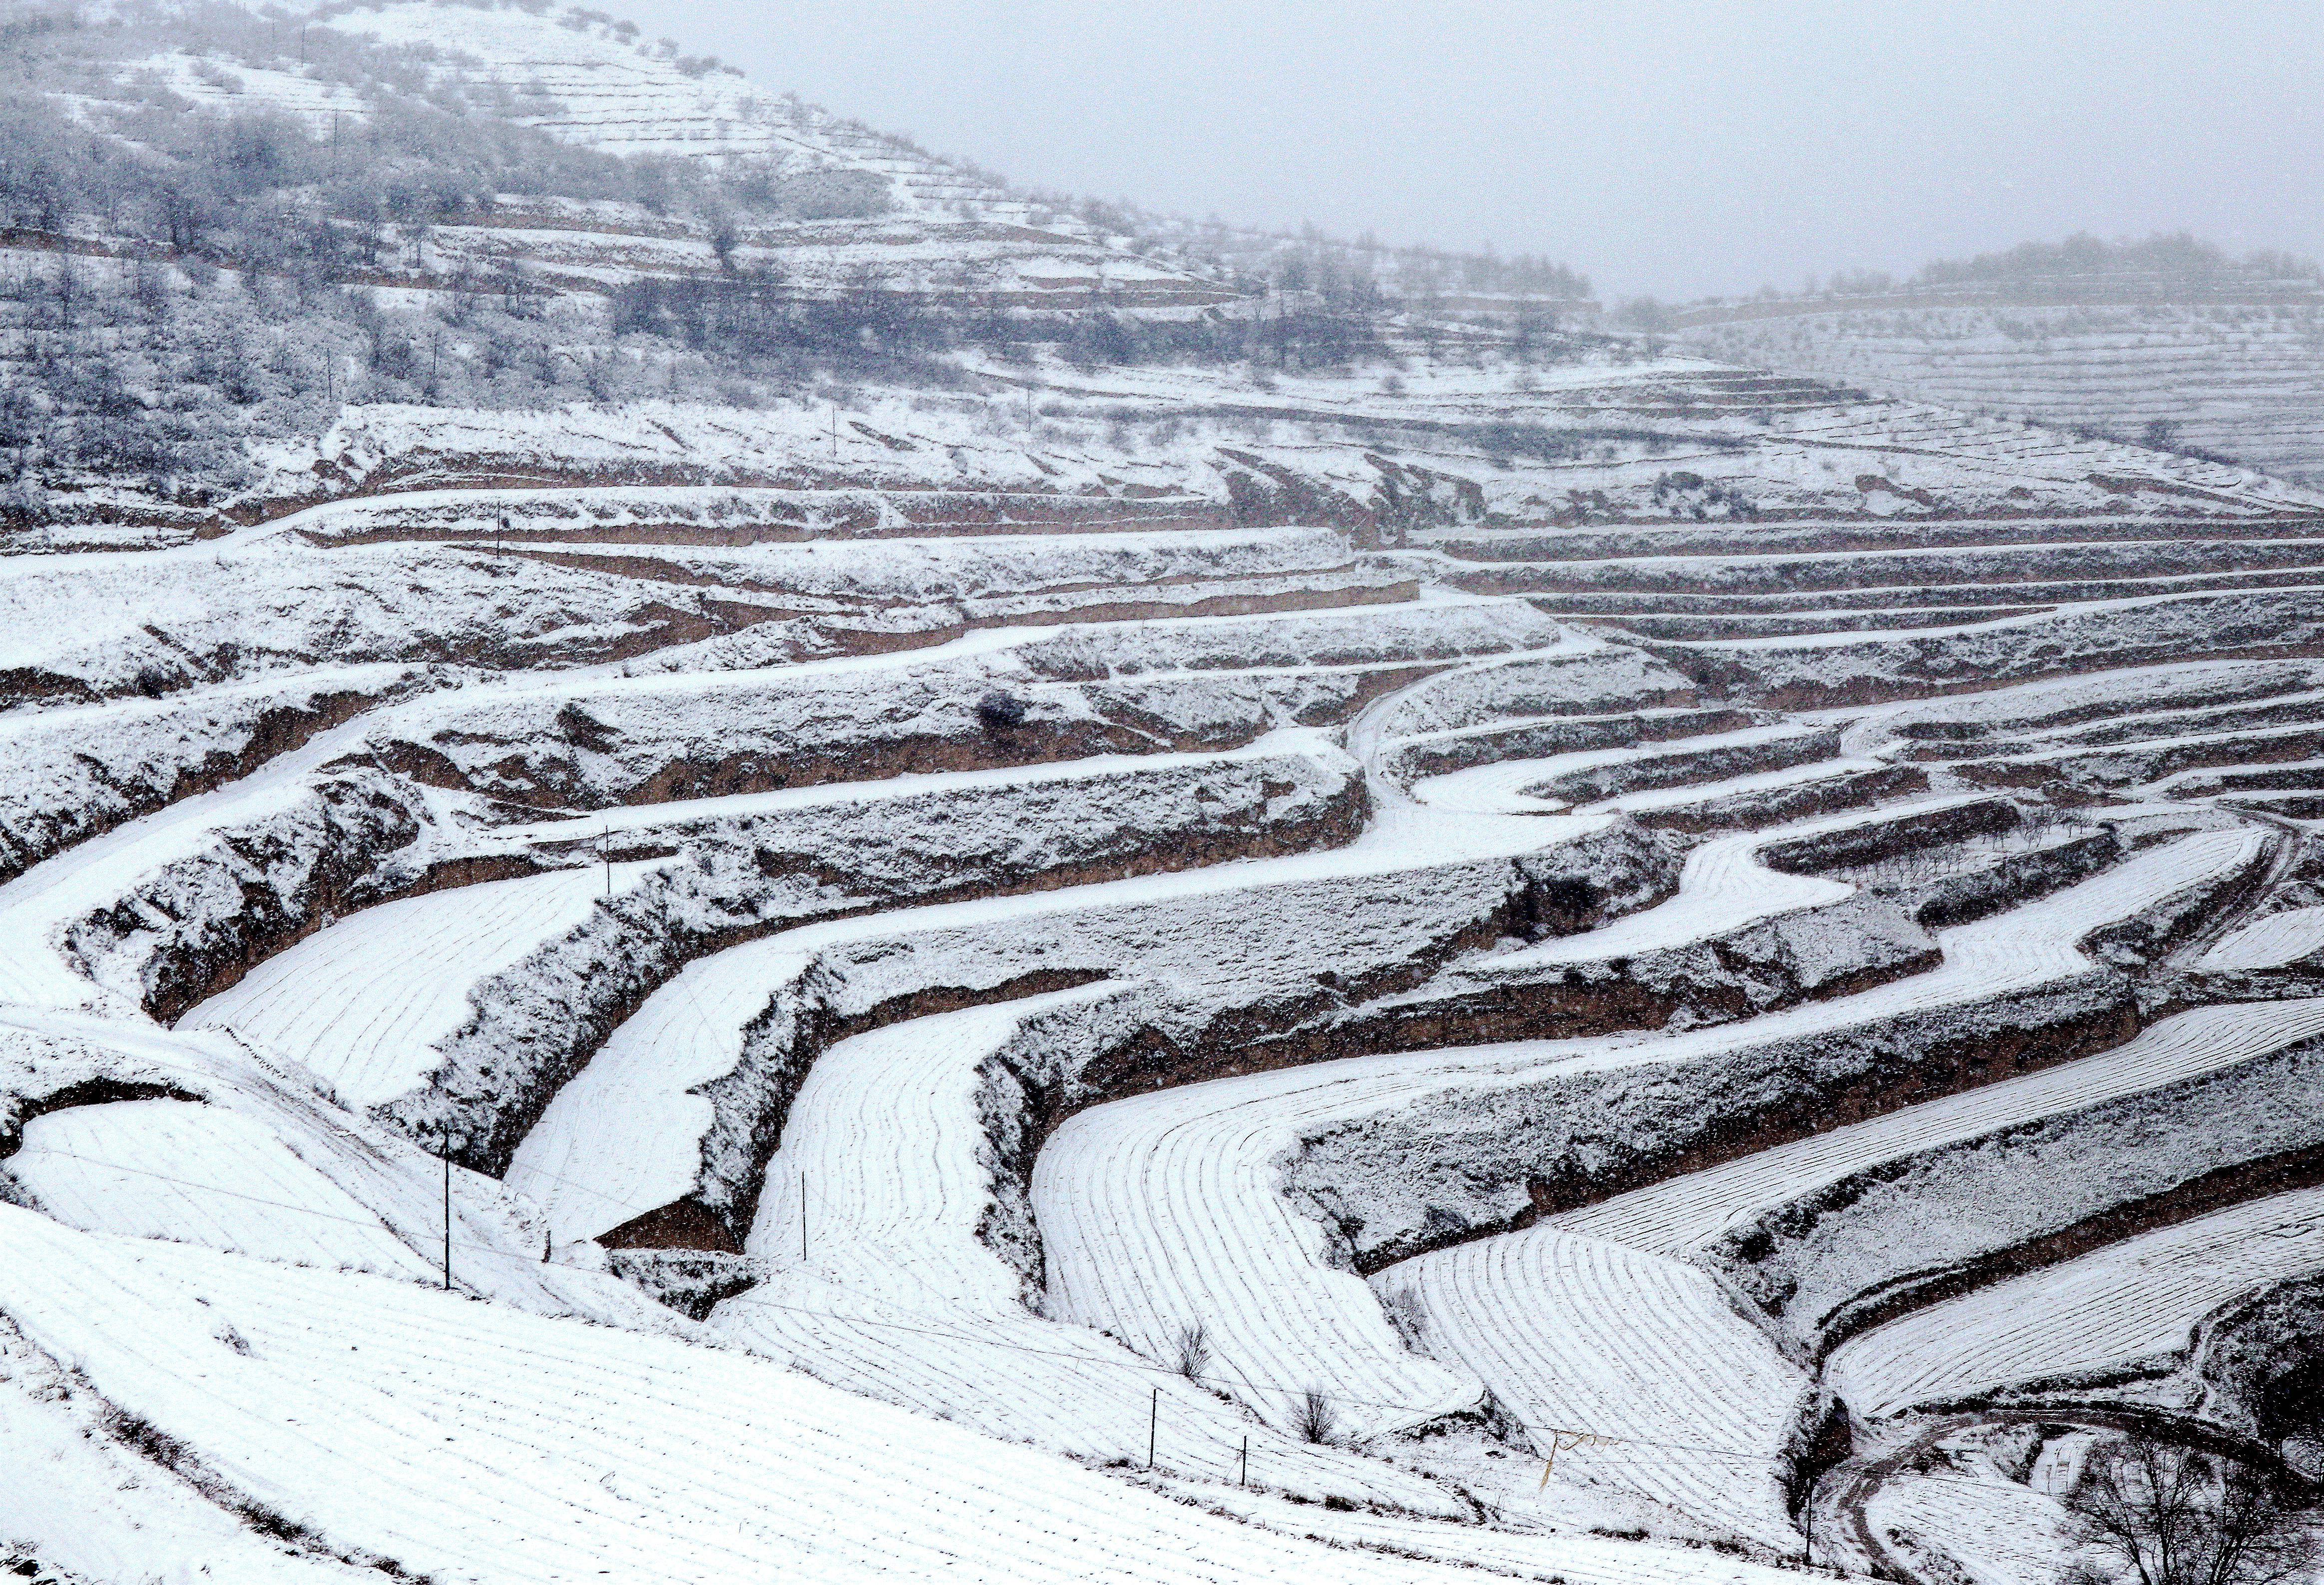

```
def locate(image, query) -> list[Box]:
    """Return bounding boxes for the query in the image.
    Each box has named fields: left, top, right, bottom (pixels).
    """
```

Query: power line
left=8, top=1041, right=2233, bottom=1488
left=11, top=1139, right=1821, bottom=1471
left=14, top=1139, right=2121, bottom=1562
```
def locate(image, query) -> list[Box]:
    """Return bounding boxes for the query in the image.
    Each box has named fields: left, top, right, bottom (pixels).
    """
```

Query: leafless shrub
left=1295, top=1387, right=1338, bottom=1446
left=1172, top=1321, right=1211, bottom=1382
left=1378, top=1285, right=1428, bottom=1348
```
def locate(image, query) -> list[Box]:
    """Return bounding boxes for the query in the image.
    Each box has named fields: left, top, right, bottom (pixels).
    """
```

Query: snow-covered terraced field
left=1827, top=1186, right=2324, bottom=1417
left=16, top=45, right=2324, bottom=1571
left=1037, top=1048, right=1496, bottom=1445
left=11, top=1097, right=442, bottom=1278
left=701, top=991, right=1465, bottom=1511
left=1388, top=1227, right=1808, bottom=1548
left=1858, top=1470, right=2075, bottom=1585
left=186, top=862, right=670, bottom=1107
left=1550, top=998, right=2324, bottom=1256
left=1035, top=830, right=2254, bottom=1492
left=0, top=1209, right=1506, bottom=1585
left=1687, top=300, right=2324, bottom=486
left=507, top=786, right=1585, bottom=1245
left=2195, top=904, right=2324, bottom=970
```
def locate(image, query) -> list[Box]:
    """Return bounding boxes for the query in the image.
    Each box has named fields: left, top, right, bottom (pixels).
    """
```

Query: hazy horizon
left=654, top=0, right=2324, bottom=301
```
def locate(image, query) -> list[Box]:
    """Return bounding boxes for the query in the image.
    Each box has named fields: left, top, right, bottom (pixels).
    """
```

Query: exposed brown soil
left=373, top=665, right=1443, bottom=814
left=0, top=684, right=401, bottom=887
left=424, top=775, right=1374, bottom=1185
left=1759, top=798, right=2017, bottom=874
left=1667, top=639, right=2324, bottom=715
left=599, top=1199, right=744, bottom=1254
left=1637, top=766, right=1932, bottom=835
left=1549, top=988, right=2134, bottom=1218
left=1435, top=518, right=2324, bottom=564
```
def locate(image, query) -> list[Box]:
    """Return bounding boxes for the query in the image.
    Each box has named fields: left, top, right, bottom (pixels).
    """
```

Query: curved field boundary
left=1386, top=1227, right=1807, bottom=1550
left=1826, top=1185, right=2324, bottom=1417
left=700, top=993, right=1459, bottom=1512
left=185, top=862, right=671, bottom=1108
left=1548, top=998, right=2324, bottom=1256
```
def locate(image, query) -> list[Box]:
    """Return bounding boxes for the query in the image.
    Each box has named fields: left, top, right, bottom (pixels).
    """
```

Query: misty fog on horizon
left=657, top=0, right=2324, bottom=302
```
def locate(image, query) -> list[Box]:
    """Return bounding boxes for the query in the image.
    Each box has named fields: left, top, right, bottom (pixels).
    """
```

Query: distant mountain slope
left=1678, top=236, right=2324, bottom=484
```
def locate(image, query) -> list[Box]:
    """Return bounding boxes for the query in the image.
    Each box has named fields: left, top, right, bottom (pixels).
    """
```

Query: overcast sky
left=653, top=1, right=2324, bottom=302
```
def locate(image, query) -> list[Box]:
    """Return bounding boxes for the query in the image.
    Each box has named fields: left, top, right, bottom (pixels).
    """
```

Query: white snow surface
left=2196, top=904, right=2324, bottom=970
left=1387, top=1228, right=1806, bottom=1551
left=1827, top=1185, right=2324, bottom=1417
left=186, top=862, right=670, bottom=1107
left=699, top=990, right=1461, bottom=1512
left=511, top=788, right=1581, bottom=1243
left=1055, top=829, right=2250, bottom=1535
left=0, top=1206, right=1520, bottom=1585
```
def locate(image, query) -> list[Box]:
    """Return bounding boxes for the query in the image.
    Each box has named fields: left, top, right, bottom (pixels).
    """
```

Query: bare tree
left=2064, top=1435, right=2319, bottom=1585
left=1294, top=1387, right=1338, bottom=1446
left=1172, top=1322, right=1210, bottom=1383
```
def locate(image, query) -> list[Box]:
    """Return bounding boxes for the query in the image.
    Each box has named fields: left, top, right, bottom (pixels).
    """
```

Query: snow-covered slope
left=9, top=7, right=2324, bottom=1581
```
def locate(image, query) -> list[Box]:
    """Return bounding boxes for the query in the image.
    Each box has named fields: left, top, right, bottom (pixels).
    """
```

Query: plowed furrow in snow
left=1826, top=1186, right=2324, bottom=1417
left=2197, top=905, right=2324, bottom=970
left=186, top=862, right=667, bottom=1108
left=1388, top=1228, right=1804, bottom=1550
left=1050, top=831, right=2248, bottom=1530
left=0, top=1208, right=1516, bottom=1585
left=0, top=1010, right=671, bottom=1324
left=510, top=793, right=1583, bottom=1245
left=703, top=993, right=1454, bottom=1509
left=1551, top=998, right=2324, bottom=1255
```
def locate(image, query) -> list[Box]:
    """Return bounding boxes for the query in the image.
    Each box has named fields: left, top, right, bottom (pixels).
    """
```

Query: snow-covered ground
left=702, top=989, right=1464, bottom=1511
left=1827, top=1185, right=2324, bottom=1417
left=0, top=1208, right=1510, bottom=1584
left=15, top=47, right=2324, bottom=1571
left=1388, top=1226, right=1807, bottom=1550
left=186, top=862, right=671, bottom=1107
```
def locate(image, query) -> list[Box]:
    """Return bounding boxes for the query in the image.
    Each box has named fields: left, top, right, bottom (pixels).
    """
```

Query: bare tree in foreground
left=2064, top=1434, right=2319, bottom=1585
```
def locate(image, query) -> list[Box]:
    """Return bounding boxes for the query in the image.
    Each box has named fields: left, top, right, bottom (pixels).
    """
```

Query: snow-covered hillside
left=3, top=4, right=2324, bottom=1583
left=1684, top=294, right=2324, bottom=486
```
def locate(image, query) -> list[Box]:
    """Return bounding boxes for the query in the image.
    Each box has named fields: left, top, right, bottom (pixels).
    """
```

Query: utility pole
left=1147, top=1387, right=1157, bottom=1469
left=800, top=1171, right=808, bottom=1262
left=440, top=1125, right=453, bottom=1291
left=1238, top=1435, right=1248, bottom=1488
left=600, top=828, right=611, bottom=898
left=830, top=403, right=838, bottom=461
